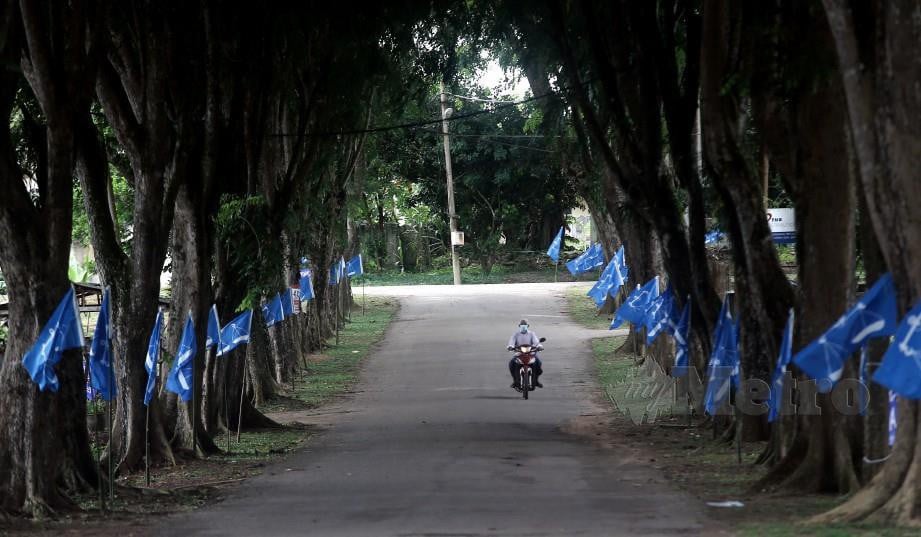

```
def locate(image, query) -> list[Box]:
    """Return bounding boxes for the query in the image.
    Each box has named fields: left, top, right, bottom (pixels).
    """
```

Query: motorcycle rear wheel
left=521, top=370, right=530, bottom=400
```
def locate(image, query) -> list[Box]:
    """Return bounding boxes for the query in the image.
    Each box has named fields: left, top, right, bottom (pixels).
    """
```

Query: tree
left=0, top=1, right=98, bottom=515
left=814, top=0, right=921, bottom=524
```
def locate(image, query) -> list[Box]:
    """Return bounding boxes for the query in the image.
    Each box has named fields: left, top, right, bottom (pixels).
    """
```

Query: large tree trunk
left=0, top=4, right=101, bottom=513
left=165, top=188, right=219, bottom=456
left=699, top=0, right=794, bottom=397
left=748, top=0, right=860, bottom=491
left=0, top=83, right=95, bottom=518
left=814, top=0, right=921, bottom=524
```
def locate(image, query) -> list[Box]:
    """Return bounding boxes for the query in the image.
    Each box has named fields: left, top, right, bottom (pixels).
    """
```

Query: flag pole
left=554, top=260, right=558, bottom=283
left=362, top=277, right=366, bottom=316
left=107, top=350, right=114, bottom=503
left=224, top=356, right=230, bottom=454
left=237, top=353, right=247, bottom=443
left=192, top=345, right=202, bottom=457
left=145, top=402, right=151, bottom=486
left=87, top=353, right=104, bottom=512
left=686, top=295, right=692, bottom=428
left=335, top=280, right=341, bottom=346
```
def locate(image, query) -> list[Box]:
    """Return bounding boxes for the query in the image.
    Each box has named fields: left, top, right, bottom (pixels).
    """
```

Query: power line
left=266, top=92, right=546, bottom=138
left=446, top=92, right=522, bottom=105
left=265, top=79, right=586, bottom=138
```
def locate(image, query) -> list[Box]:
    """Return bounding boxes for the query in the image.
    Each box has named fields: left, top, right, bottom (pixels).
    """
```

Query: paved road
left=163, top=283, right=714, bottom=536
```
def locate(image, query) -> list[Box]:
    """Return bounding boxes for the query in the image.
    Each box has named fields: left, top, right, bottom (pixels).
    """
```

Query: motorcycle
left=510, top=337, right=546, bottom=400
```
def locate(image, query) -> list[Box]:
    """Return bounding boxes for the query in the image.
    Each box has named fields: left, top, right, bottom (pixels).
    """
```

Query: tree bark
left=814, top=0, right=921, bottom=524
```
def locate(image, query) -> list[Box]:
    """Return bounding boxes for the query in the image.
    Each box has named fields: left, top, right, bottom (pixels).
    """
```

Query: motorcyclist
left=507, top=319, right=543, bottom=390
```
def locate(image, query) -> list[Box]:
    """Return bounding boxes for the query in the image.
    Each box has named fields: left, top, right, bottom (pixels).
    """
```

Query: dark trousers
left=509, top=356, right=542, bottom=383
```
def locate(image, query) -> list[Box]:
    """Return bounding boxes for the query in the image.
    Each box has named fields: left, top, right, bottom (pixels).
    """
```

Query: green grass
left=262, top=296, right=399, bottom=411
left=564, top=284, right=612, bottom=330
left=210, top=428, right=307, bottom=461
left=593, top=336, right=633, bottom=386
left=737, top=523, right=921, bottom=537
left=361, top=264, right=598, bottom=286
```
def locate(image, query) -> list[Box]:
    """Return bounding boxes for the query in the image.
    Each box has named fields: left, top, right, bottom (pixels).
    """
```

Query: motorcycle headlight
left=520, top=346, right=531, bottom=353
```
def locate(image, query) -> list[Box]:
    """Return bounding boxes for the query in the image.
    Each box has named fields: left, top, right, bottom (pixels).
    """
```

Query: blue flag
left=144, top=309, right=163, bottom=406
left=704, top=294, right=740, bottom=415
left=329, top=262, right=339, bottom=285
left=299, top=271, right=315, bottom=302
left=888, top=392, right=898, bottom=446
left=281, top=289, right=294, bottom=317
left=793, top=273, right=898, bottom=391
left=671, top=299, right=692, bottom=377
left=88, top=288, right=116, bottom=401
left=21, top=286, right=85, bottom=392
left=768, top=309, right=795, bottom=422
left=165, top=313, right=196, bottom=402
left=611, top=276, right=659, bottom=329
left=262, top=293, right=284, bottom=327
left=217, top=309, right=253, bottom=357
left=346, top=254, right=364, bottom=277
left=587, top=257, right=617, bottom=307
left=646, top=286, right=678, bottom=344
left=704, top=230, right=725, bottom=245
left=609, top=245, right=628, bottom=296
left=586, top=246, right=628, bottom=308
left=872, top=300, right=921, bottom=399
left=205, top=304, right=221, bottom=349
left=565, top=243, right=604, bottom=276
left=329, top=257, right=347, bottom=285
left=546, top=226, right=563, bottom=262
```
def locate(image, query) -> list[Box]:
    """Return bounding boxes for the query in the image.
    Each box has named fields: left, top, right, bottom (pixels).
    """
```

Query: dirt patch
left=306, top=353, right=331, bottom=363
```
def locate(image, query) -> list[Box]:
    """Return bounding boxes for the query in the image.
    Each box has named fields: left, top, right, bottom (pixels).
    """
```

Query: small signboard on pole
left=451, top=231, right=465, bottom=246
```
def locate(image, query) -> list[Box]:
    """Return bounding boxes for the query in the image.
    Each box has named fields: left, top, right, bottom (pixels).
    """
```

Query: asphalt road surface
left=162, top=283, right=714, bottom=536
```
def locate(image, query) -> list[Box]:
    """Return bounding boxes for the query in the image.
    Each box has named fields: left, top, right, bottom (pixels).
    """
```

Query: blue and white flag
left=329, top=262, right=341, bottom=285
left=610, top=245, right=628, bottom=295
left=217, top=310, right=253, bottom=357
left=262, top=293, right=284, bottom=327
left=144, top=309, right=163, bottom=406
left=704, top=294, right=740, bottom=415
left=565, top=243, right=604, bottom=276
left=611, top=276, right=659, bottom=329
left=646, top=286, right=678, bottom=344
left=587, top=256, right=617, bottom=307
left=165, top=313, right=196, bottom=402
left=888, top=391, right=898, bottom=446
left=88, top=288, right=116, bottom=401
left=768, top=309, right=795, bottom=422
left=281, top=289, right=294, bottom=317
left=872, top=300, right=921, bottom=399
left=704, top=230, right=725, bottom=245
left=793, top=273, right=898, bottom=391
left=205, top=304, right=221, bottom=350
left=299, top=271, right=315, bottom=302
left=671, top=299, right=691, bottom=377
left=22, top=286, right=85, bottom=392
left=546, top=226, right=563, bottom=262
left=346, top=254, right=364, bottom=277
left=586, top=246, right=628, bottom=308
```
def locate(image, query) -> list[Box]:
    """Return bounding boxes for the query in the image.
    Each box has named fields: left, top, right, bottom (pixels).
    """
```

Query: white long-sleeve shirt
left=508, top=330, right=541, bottom=349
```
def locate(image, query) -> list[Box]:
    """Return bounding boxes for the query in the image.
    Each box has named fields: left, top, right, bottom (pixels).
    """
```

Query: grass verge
left=563, top=289, right=914, bottom=536
left=564, top=283, right=611, bottom=330
left=5, top=297, right=399, bottom=536
left=262, top=295, right=399, bottom=412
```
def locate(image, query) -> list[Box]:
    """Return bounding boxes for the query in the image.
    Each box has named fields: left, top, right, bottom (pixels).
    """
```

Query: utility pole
left=440, top=80, right=462, bottom=286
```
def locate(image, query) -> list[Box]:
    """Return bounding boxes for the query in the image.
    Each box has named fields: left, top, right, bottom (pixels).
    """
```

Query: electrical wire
left=265, top=78, right=589, bottom=138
